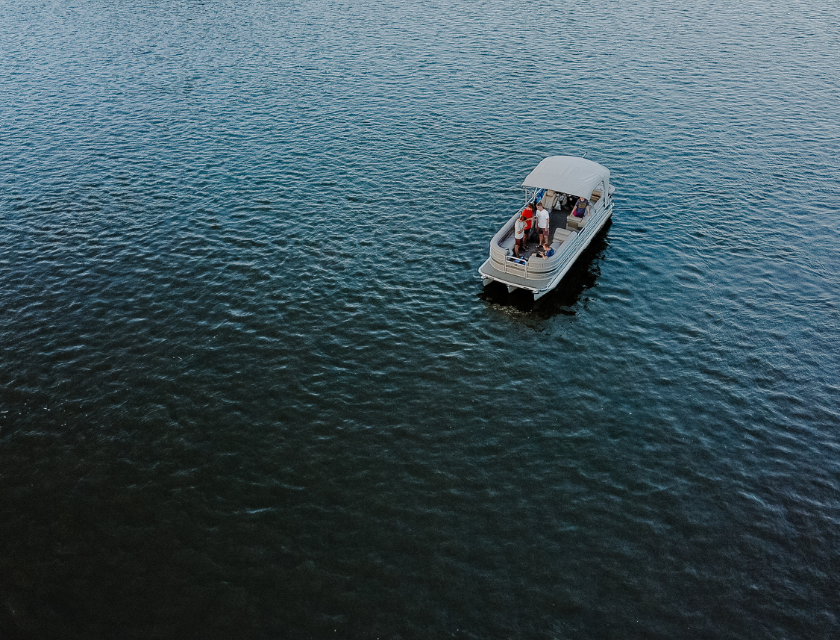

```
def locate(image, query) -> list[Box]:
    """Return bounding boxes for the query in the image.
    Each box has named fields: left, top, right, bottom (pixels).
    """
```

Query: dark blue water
left=2, top=0, right=839, bottom=638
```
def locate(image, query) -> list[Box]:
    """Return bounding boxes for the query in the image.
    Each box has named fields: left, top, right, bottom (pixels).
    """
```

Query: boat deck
left=498, top=207, right=571, bottom=260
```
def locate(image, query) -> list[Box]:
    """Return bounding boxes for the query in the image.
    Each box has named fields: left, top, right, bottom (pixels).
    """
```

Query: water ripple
left=2, top=0, right=840, bottom=638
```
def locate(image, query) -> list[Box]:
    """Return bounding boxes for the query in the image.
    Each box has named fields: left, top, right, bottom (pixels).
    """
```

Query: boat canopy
left=521, top=156, right=610, bottom=200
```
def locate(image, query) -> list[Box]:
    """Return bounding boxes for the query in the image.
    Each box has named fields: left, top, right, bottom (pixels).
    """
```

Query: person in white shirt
left=535, top=202, right=550, bottom=247
left=514, top=213, right=526, bottom=257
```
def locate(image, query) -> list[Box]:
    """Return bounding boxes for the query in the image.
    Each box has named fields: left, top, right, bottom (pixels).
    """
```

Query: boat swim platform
left=478, top=261, right=552, bottom=291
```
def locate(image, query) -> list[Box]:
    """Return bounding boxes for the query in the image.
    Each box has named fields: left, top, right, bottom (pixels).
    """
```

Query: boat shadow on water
left=478, top=219, right=613, bottom=316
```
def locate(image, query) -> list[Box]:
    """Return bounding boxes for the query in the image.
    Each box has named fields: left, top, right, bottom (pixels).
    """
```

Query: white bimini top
left=521, top=156, right=610, bottom=200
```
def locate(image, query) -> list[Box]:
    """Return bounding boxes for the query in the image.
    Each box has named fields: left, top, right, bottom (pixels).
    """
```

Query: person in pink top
left=571, top=197, right=590, bottom=218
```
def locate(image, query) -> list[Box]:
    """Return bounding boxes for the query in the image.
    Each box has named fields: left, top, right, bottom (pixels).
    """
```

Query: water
left=1, top=0, right=839, bottom=638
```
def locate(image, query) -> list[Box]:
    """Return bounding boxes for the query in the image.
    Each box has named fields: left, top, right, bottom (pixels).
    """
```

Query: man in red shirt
left=521, top=203, right=535, bottom=245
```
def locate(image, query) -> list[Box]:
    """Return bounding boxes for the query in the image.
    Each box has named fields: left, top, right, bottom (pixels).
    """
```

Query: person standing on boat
left=571, top=197, right=590, bottom=218
left=535, top=202, right=550, bottom=246
left=522, top=202, right=535, bottom=244
left=514, top=213, right=526, bottom=257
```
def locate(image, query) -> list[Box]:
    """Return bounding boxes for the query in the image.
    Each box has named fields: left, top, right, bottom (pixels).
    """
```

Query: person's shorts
left=515, top=237, right=524, bottom=247
left=538, top=226, right=549, bottom=235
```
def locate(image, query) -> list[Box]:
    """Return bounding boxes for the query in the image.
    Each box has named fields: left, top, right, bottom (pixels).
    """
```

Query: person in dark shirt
left=571, top=197, right=590, bottom=218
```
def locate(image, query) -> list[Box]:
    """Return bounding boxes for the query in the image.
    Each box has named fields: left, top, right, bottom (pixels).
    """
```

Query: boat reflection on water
left=478, top=219, right=613, bottom=315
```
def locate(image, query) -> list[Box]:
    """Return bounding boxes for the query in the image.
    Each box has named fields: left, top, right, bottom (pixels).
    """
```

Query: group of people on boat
left=513, top=195, right=591, bottom=258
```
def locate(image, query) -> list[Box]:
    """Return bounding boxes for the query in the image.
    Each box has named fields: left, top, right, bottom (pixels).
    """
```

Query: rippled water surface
left=2, top=0, right=839, bottom=638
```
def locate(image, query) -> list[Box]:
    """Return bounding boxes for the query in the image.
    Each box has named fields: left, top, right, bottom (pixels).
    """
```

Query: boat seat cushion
left=567, top=215, right=588, bottom=230
left=553, top=228, right=572, bottom=242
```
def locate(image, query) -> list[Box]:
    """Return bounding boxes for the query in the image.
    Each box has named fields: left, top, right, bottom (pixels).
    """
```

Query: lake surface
left=1, top=0, right=839, bottom=638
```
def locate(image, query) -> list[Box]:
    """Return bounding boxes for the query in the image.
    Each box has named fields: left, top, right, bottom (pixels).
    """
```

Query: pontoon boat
left=478, top=156, right=615, bottom=300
